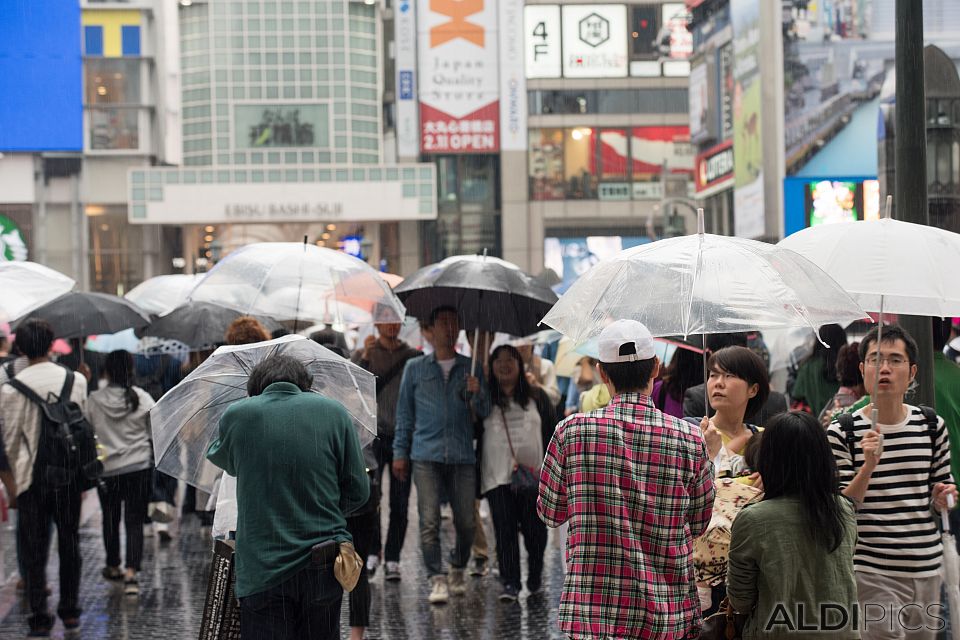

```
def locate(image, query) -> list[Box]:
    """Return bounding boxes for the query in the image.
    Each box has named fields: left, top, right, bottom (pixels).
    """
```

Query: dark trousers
left=98, top=469, right=151, bottom=571
left=486, top=484, right=547, bottom=591
left=346, top=509, right=380, bottom=628
left=240, top=560, right=343, bottom=640
left=17, top=483, right=82, bottom=631
left=375, top=436, right=412, bottom=563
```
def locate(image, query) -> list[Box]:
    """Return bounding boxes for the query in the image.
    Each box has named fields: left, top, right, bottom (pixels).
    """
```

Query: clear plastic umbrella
left=542, top=212, right=868, bottom=345
left=187, top=241, right=405, bottom=327
left=0, top=261, right=74, bottom=322
left=150, top=334, right=376, bottom=491
left=125, top=274, right=205, bottom=316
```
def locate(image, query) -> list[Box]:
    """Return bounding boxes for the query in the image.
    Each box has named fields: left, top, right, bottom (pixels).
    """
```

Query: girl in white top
left=480, top=345, right=557, bottom=602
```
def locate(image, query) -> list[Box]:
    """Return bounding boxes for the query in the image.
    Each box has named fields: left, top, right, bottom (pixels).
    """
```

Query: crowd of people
left=1, top=310, right=960, bottom=639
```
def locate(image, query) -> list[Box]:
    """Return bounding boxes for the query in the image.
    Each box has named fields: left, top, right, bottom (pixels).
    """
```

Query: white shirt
left=437, top=357, right=456, bottom=382
left=480, top=399, right=543, bottom=494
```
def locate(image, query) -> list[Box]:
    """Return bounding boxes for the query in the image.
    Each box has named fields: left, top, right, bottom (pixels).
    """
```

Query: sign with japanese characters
left=418, top=0, right=500, bottom=153
left=561, top=5, right=628, bottom=78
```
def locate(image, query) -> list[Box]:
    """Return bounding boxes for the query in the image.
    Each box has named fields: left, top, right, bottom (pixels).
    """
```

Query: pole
left=894, top=0, right=935, bottom=408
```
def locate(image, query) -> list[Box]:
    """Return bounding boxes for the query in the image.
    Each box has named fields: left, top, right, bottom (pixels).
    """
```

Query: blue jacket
left=393, top=352, right=490, bottom=464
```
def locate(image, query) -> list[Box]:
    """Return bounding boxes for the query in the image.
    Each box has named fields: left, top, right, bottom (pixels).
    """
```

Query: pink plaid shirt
left=538, top=392, right=715, bottom=639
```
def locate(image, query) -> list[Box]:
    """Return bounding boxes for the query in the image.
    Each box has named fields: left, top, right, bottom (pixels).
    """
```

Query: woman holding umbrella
left=479, top=344, right=557, bottom=602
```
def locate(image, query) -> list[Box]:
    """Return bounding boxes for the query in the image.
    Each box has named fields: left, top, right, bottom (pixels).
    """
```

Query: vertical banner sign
left=395, top=0, right=420, bottom=158
left=418, top=0, right=500, bottom=153
left=499, top=0, right=526, bottom=150
left=730, top=0, right=764, bottom=238
left=524, top=5, right=561, bottom=79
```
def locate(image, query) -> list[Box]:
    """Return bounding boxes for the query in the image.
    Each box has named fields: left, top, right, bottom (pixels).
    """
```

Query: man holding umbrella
left=393, top=306, right=490, bottom=605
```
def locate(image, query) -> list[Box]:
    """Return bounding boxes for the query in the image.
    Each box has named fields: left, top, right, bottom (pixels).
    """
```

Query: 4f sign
left=524, top=5, right=561, bottom=78
left=431, top=0, right=485, bottom=47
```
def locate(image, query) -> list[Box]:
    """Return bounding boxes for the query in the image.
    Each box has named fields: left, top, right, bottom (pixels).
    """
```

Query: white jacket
left=86, top=385, right=155, bottom=476
left=0, top=362, right=87, bottom=496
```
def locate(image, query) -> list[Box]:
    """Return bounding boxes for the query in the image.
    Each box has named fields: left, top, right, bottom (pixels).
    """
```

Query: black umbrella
left=14, top=291, right=151, bottom=339
left=145, top=301, right=282, bottom=349
left=394, top=254, right=558, bottom=338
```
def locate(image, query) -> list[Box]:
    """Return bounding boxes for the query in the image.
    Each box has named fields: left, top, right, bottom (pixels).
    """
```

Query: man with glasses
left=827, top=324, right=957, bottom=640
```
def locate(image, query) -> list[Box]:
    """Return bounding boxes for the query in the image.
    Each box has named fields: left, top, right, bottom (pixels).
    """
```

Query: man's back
left=538, top=392, right=714, bottom=640
left=207, top=382, right=369, bottom=598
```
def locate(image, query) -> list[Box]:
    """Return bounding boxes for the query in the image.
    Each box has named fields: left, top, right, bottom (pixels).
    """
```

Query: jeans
left=240, top=561, right=343, bottom=640
left=486, top=485, right=547, bottom=591
left=17, top=484, right=82, bottom=631
left=98, top=469, right=152, bottom=571
left=413, top=461, right=476, bottom=577
left=375, top=436, right=412, bottom=563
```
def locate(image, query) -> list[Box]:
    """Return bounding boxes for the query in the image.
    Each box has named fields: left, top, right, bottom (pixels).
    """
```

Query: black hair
left=271, top=327, right=291, bottom=340
left=858, top=323, right=918, bottom=365
left=704, top=332, right=749, bottom=352
left=309, top=328, right=347, bottom=351
left=757, top=411, right=848, bottom=552
left=707, top=346, right=770, bottom=422
left=814, top=324, right=848, bottom=383
left=247, top=355, right=312, bottom=396
left=104, top=350, right=139, bottom=412
left=599, top=343, right=657, bottom=393
left=933, top=317, right=951, bottom=352
left=743, top=431, right=762, bottom=470
left=488, top=344, right=531, bottom=409
left=426, top=305, right=458, bottom=327
left=836, top=342, right=863, bottom=388
left=661, top=346, right=704, bottom=402
left=14, top=319, right=55, bottom=360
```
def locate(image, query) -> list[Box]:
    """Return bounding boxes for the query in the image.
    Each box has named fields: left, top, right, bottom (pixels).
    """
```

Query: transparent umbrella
left=542, top=212, right=868, bottom=344
left=188, top=240, right=405, bottom=327
left=150, top=334, right=376, bottom=491
left=0, top=261, right=74, bottom=322
left=125, top=274, right=205, bottom=316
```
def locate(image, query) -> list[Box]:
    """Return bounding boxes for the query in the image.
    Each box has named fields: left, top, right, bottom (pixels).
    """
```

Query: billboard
left=395, top=0, right=420, bottom=158
left=0, top=0, right=82, bottom=151
left=805, top=179, right=880, bottom=227
left=545, top=235, right=652, bottom=293
left=418, top=0, right=500, bottom=153
left=561, top=5, right=628, bottom=78
left=730, top=0, right=764, bottom=238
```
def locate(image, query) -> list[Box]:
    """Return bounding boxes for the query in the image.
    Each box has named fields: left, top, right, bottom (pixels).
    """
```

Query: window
left=529, top=129, right=565, bottom=200
left=90, top=108, right=139, bottom=150
left=564, top=128, right=596, bottom=200
left=85, top=59, right=141, bottom=105
left=528, top=89, right=688, bottom=115
left=599, top=129, right=629, bottom=180
left=630, top=6, right=661, bottom=59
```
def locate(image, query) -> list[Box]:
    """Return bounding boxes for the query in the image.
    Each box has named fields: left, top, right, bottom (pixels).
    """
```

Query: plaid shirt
left=538, top=392, right=715, bottom=640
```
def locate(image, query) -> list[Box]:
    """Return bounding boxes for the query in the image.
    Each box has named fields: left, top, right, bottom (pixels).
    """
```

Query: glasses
left=864, top=354, right=909, bottom=367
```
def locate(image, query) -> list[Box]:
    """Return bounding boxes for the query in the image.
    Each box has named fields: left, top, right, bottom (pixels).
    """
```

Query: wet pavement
left=0, top=487, right=566, bottom=639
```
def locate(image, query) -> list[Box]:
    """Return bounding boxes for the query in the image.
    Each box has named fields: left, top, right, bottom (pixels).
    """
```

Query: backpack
left=6, top=366, right=103, bottom=491
left=836, top=405, right=939, bottom=470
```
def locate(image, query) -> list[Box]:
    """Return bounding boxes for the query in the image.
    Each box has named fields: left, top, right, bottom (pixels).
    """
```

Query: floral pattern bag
left=693, top=478, right=763, bottom=586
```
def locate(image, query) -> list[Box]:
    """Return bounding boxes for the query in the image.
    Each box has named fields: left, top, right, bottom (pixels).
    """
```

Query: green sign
left=0, top=215, right=27, bottom=261
left=235, top=104, right=330, bottom=149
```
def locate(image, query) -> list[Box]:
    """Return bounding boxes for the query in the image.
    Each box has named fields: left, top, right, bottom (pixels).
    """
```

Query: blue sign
left=340, top=235, right=364, bottom=259
left=0, top=0, right=82, bottom=151
left=399, top=71, right=414, bottom=101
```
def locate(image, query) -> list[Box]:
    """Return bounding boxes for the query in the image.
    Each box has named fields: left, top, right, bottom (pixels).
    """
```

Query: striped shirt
left=538, top=392, right=715, bottom=640
left=826, top=405, right=953, bottom=577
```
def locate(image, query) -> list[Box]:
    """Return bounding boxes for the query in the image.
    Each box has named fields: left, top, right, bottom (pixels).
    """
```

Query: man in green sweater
left=207, top=355, right=369, bottom=640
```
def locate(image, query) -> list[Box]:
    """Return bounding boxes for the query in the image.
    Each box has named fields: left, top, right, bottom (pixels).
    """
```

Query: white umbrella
left=776, top=206, right=960, bottom=317
left=125, top=274, right=204, bottom=316
left=150, top=334, right=376, bottom=491
left=0, top=261, right=74, bottom=322
left=542, top=212, right=868, bottom=344
left=188, top=241, right=405, bottom=327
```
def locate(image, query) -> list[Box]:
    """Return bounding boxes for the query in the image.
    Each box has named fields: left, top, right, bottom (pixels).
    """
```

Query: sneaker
left=366, top=554, right=379, bottom=577
left=62, top=618, right=81, bottom=638
left=384, top=561, right=401, bottom=582
left=124, top=577, right=139, bottom=596
left=499, top=584, right=519, bottom=603
left=428, top=575, right=449, bottom=605
left=469, top=556, right=489, bottom=577
left=102, top=566, right=123, bottom=581
left=448, top=568, right=467, bottom=596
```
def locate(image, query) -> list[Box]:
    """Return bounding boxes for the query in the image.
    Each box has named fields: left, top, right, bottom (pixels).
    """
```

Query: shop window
left=85, top=59, right=141, bottom=105
left=529, top=129, right=565, bottom=201
left=599, top=129, right=629, bottom=180
left=564, top=128, right=596, bottom=200
left=90, top=108, right=139, bottom=150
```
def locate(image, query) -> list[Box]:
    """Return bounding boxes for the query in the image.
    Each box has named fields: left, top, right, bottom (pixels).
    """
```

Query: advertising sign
left=524, top=5, right=561, bottom=79
left=0, top=215, right=28, bottom=262
left=395, top=0, right=419, bottom=158
left=418, top=0, right=500, bottom=153
left=730, top=0, right=764, bottom=238
left=234, top=105, right=329, bottom=149
left=718, top=43, right=734, bottom=141
left=561, top=5, right=628, bottom=78
left=688, top=60, right=709, bottom=140
left=499, top=0, right=527, bottom=151
left=695, top=141, right=734, bottom=193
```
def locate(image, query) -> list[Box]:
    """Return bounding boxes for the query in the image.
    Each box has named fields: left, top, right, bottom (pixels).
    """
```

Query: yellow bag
left=693, top=478, right=763, bottom=586
left=334, top=542, right=363, bottom=592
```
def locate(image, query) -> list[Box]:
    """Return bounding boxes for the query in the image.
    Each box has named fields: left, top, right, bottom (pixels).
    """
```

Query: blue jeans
left=239, top=561, right=342, bottom=640
left=413, top=461, right=476, bottom=577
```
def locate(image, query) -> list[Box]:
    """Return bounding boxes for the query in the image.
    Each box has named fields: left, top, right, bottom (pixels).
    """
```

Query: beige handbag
left=693, top=478, right=763, bottom=586
left=334, top=541, right=364, bottom=592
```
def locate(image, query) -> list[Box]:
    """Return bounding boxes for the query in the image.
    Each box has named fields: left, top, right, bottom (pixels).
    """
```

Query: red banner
left=420, top=102, right=499, bottom=154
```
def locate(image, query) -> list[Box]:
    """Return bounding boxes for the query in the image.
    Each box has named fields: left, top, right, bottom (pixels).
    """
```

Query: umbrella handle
left=470, top=328, right=480, bottom=378
left=944, top=494, right=955, bottom=532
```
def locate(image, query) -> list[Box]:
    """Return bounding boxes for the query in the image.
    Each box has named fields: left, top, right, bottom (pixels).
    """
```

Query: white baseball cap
left=597, top=320, right=656, bottom=363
